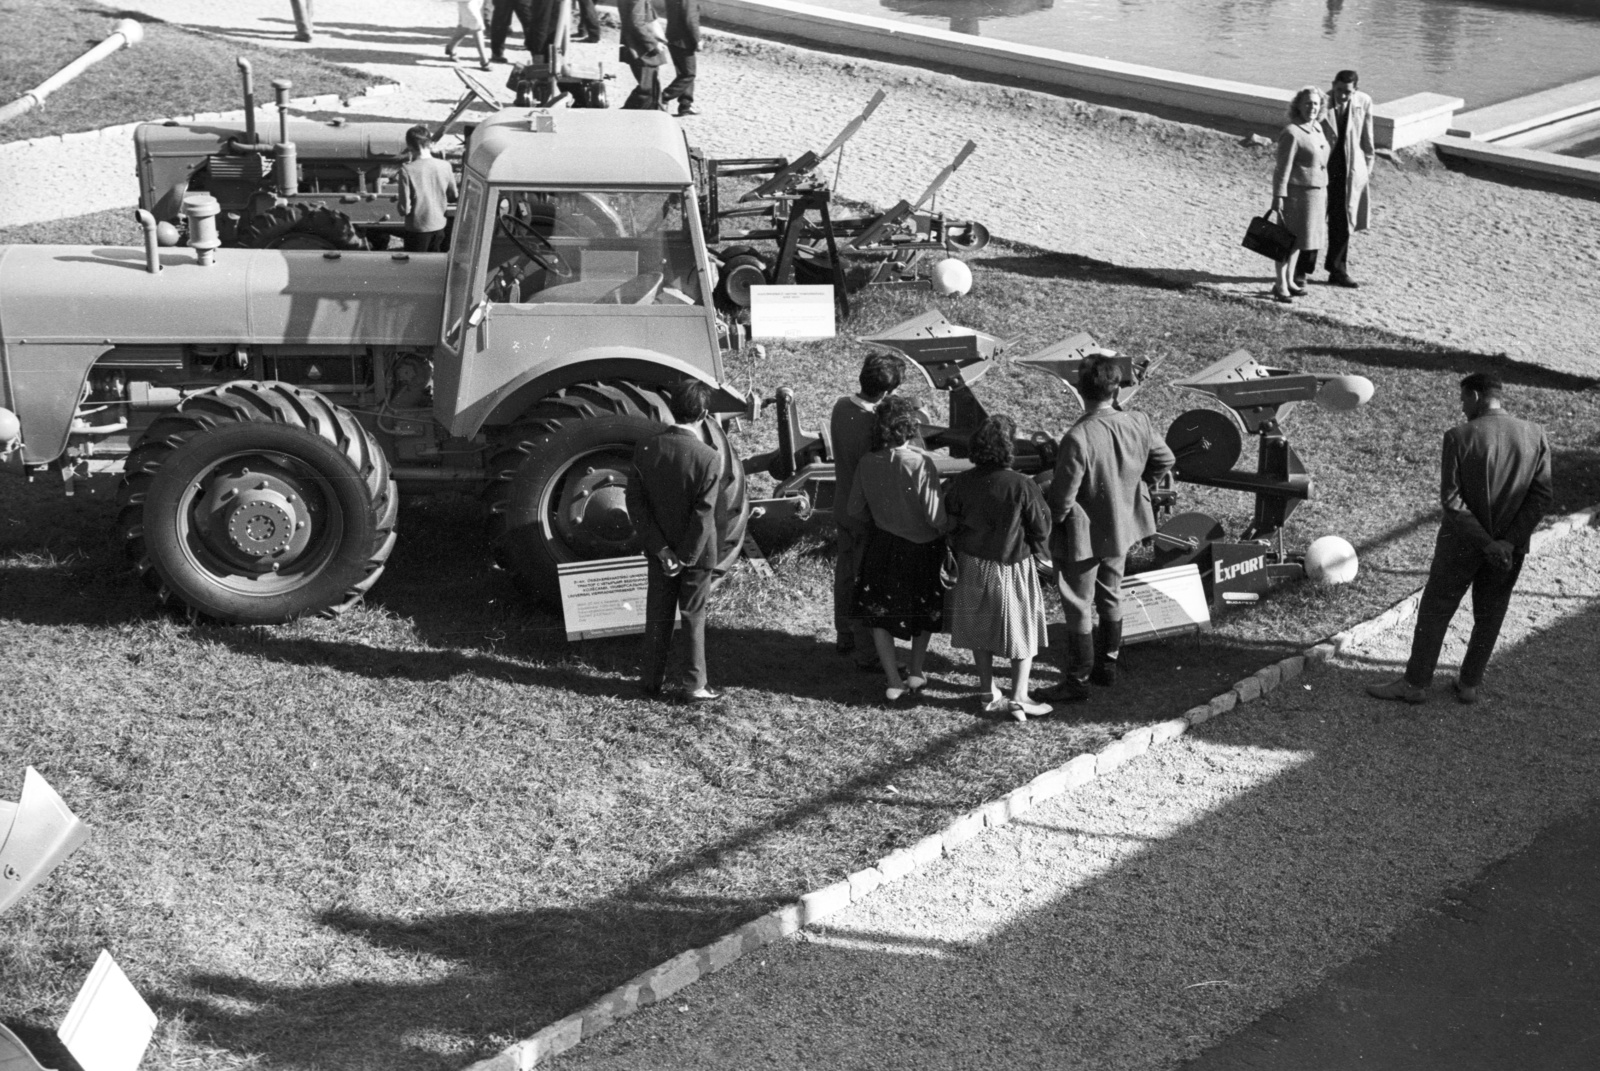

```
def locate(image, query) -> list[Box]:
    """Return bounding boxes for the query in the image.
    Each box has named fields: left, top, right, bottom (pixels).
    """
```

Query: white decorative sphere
left=931, top=257, right=973, bottom=296
left=1305, top=535, right=1359, bottom=584
left=1315, top=374, right=1375, bottom=412
left=155, top=221, right=182, bottom=247
left=0, top=408, right=20, bottom=445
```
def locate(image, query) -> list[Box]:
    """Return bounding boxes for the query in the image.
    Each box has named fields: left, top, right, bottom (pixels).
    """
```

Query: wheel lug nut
left=255, top=481, right=269, bottom=490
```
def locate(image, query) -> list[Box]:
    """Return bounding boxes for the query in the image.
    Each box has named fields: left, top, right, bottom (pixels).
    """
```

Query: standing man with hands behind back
left=1368, top=373, right=1550, bottom=706
left=626, top=379, right=726, bottom=702
left=1039, top=355, right=1175, bottom=703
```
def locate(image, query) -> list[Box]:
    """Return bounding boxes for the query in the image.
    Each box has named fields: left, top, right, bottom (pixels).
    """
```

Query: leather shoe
left=1287, top=283, right=1307, bottom=297
left=1291, top=274, right=1307, bottom=289
left=675, top=102, right=702, bottom=117
left=1452, top=678, right=1478, bottom=705
left=1037, top=677, right=1090, bottom=703
left=684, top=687, right=723, bottom=703
left=1328, top=272, right=1360, bottom=288
left=1366, top=677, right=1425, bottom=704
left=1270, top=287, right=1293, bottom=304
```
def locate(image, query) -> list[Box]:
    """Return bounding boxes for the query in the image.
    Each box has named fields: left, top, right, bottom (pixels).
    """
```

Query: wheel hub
left=197, top=466, right=317, bottom=570
left=553, top=461, right=637, bottom=558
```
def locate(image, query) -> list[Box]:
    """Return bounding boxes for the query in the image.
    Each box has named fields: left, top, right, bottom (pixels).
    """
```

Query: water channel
left=802, top=0, right=1600, bottom=111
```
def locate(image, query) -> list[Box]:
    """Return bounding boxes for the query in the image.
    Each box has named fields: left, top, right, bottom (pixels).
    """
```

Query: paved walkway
left=5, top=0, right=1600, bottom=377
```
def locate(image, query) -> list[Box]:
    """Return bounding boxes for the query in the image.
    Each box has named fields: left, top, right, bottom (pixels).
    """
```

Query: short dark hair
left=871, top=395, right=922, bottom=451
left=858, top=353, right=904, bottom=399
left=667, top=378, right=712, bottom=423
left=405, top=124, right=432, bottom=153
left=1334, top=69, right=1359, bottom=87
left=968, top=414, right=1015, bottom=468
left=1460, top=372, right=1503, bottom=397
left=1079, top=355, right=1123, bottom=405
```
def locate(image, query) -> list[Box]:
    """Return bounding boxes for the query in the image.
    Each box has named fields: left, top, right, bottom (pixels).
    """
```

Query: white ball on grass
left=1305, top=535, right=1359, bottom=584
left=932, top=257, right=973, bottom=296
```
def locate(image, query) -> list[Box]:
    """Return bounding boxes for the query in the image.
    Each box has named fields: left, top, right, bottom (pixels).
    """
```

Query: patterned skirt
left=850, top=530, right=945, bottom=640
left=947, top=553, right=1049, bottom=659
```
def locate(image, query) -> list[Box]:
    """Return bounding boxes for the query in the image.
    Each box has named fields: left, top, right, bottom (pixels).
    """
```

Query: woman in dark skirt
left=944, top=415, right=1053, bottom=720
left=846, top=395, right=949, bottom=702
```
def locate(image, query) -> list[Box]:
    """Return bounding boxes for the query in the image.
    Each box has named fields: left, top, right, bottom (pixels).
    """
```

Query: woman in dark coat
left=846, top=395, right=948, bottom=703
left=1270, top=85, right=1330, bottom=303
left=944, top=415, right=1053, bottom=720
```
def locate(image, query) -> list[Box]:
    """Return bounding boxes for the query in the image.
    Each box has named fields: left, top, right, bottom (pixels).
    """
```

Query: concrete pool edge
left=697, top=0, right=1462, bottom=150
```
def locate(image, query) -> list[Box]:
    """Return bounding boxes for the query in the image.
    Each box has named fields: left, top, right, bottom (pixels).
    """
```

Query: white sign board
left=1120, top=563, right=1212, bottom=644
left=749, top=285, right=836, bottom=341
left=557, top=556, right=653, bottom=641
left=57, top=951, right=156, bottom=1071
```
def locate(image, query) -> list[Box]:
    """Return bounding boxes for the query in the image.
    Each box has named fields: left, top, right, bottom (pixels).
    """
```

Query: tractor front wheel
left=117, top=382, right=398, bottom=624
left=485, top=382, right=748, bottom=606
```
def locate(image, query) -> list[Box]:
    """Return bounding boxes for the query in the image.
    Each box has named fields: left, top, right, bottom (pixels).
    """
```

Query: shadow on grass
left=141, top=568, right=1600, bottom=1071
left=1285, top=343, right=1600, bottom=392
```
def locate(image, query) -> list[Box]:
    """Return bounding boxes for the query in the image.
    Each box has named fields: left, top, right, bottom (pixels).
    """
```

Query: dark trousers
left=1404, top=533, right=1525, bottom=688
left=1298, top=152, right=1351, bottom=279
left=833, top=525, right=874, bottom=659
left=642, top=557, right=712, bottom=692
left=490, top=0, right=535, bottom=57
left=1056, top=551, right=1127, bottom=634
left=661, top=42, right=696, bottom=104
left=576, top=0, right=601, bottom=37
left=403, top=229, right=447, bottom=253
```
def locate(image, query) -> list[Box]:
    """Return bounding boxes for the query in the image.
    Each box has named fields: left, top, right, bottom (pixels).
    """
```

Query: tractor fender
left=460, top=348, right=746, bottom=439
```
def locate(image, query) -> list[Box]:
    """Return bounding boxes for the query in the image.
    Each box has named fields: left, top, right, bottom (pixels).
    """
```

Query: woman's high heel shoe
left=1271, top=286, right=1293, bottom=304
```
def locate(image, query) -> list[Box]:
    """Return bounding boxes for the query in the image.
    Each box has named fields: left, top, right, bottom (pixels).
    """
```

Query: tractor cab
left=434, top=108, right=727, bottom=437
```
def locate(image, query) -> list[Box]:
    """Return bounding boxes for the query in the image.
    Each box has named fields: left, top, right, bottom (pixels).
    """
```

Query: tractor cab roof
left=465, top=109, right=694, bottom=188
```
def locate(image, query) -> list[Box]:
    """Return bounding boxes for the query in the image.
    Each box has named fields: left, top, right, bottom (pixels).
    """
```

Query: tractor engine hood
left=0, top=246, right=446, bottom=348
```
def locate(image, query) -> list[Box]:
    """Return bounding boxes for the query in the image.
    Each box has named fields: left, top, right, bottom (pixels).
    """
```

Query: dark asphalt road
left=1184, top=798, right=1600, bottom=1071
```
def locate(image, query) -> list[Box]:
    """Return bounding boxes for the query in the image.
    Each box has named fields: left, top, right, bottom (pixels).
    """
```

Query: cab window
left=481, top=188, right=703, bottom=307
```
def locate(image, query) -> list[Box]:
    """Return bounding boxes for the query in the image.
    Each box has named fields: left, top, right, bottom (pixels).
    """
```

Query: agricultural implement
left=699, top=92, right=990, bottom=314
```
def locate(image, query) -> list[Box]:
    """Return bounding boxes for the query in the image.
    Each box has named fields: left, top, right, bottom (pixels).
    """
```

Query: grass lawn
left=2, top=208, right=1599, bottom=1070
left=0, top=0, right=379, bottom=143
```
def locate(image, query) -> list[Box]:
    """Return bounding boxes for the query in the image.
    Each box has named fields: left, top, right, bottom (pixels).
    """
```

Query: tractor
left=0, top=106, right=765, bottom=624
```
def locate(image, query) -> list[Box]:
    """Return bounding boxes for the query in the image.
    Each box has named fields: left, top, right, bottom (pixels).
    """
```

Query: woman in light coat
left=1269, top=86, right=1330, bottom=303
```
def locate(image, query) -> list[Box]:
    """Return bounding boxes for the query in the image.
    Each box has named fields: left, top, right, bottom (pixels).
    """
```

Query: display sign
left=1120, top=563, right=1212, bottom=644
left=749, top=285, right=837, bottom=340
left=57, top=951, right=156, bottom=1071
left=1203, top=541, right=1272, bottom=611
left=557, top=556, right=652, bottom=641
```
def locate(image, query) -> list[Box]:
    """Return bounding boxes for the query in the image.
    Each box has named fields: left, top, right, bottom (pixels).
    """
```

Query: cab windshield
left=481, top=188, right=704, bottom=307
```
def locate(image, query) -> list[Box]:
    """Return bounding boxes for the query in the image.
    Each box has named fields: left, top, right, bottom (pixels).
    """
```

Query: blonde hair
left=1289, top=86, right=1321, bottom=122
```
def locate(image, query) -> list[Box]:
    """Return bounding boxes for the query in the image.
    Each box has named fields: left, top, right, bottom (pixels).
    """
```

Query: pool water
left=805, top=0, right=1600, bottom=110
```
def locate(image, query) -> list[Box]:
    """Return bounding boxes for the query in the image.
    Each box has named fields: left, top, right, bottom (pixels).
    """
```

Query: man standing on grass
left=1039, top=355, right=1174, bottom=703
left=1297, top=69, right=1374, bottom=289
left=1368, top=373, right=1551, bottom=706
left=831, top=352, right=905, bottom=670
left=626, top=379, right=725, bottom=702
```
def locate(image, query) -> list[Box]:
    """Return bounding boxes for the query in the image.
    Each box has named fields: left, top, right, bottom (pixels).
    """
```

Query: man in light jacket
left=1298, top=69, right=1374, bottom=289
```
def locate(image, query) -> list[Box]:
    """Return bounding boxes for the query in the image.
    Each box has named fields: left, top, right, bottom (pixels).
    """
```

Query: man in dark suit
left=625, top=379, right=724, bottom=701
left=1039, top=355, right=1175, bottom=702
left=1369, top=373, right=1551, bottom=705
left=831, top=352, right=904, bottom=669
left=659, top=0, right=701, bottom=117
left=1297, top=69, right=1374, bottom=289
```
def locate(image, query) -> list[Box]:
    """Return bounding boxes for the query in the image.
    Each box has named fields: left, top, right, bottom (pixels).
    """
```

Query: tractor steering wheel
left=496, top=211, right=575, bottom=278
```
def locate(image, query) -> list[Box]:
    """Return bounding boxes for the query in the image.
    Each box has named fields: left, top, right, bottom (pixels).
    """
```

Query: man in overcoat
left=1298, top=69, right=1374, bottom=288
left=1368, top=373, right=1551, bottom=705
left=1039, top=355, right=1175, bottom=702
left=625, top=379, right=726, bottom=701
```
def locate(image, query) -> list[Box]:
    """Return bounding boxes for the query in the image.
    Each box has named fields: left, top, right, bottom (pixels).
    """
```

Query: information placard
left=1120, top=563, right=1212, bottom=645
left=749, top=284, right=837, bottom=340
left=557, top=556, right=651, bottom=641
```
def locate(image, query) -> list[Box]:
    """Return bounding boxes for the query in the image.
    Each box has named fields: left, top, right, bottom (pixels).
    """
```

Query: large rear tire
left=235, top=204, right=367, bottom=251
left=485, top=381, right=749, bottom=607
left=117, top=382, right=398, bottom=624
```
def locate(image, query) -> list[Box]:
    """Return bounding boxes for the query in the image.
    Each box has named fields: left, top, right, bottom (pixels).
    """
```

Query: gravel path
left=553, top=523, right=1600, bottom=1071
left=5, top=0, right=1599, bottom=377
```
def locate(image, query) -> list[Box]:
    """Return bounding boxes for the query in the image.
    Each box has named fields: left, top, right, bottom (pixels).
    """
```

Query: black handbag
left=1242, top=209, right=1296, bottom=261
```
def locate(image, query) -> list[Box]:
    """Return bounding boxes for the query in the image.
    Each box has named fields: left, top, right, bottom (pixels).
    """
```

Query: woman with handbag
left=1269, top=86, right=1331, bottom=303
left=847, top=395, right=949, bottom=704
left=944, top=415, right=1054, bottom=721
